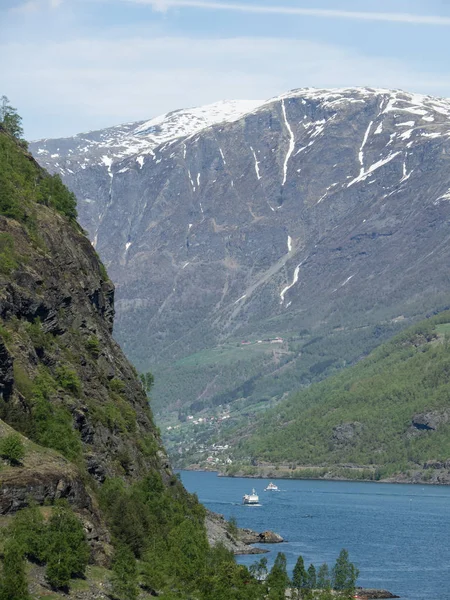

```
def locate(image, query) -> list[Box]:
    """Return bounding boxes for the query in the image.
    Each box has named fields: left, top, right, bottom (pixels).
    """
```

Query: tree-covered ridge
left=0, top=125, right=77, bottom=224
left=228, top=312, right=450, bottom=480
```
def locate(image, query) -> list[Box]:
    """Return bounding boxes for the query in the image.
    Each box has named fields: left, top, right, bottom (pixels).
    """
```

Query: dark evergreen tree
left=307, top=563, right=316, bottom=589
left=292, top=554, right=308, bottom=590
left=266, top=552, right=290, bottom=599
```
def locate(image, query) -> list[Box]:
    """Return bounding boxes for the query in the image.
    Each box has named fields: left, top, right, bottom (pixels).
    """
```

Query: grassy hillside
left=153, top=321, right=403, bottom=422
left=222, top=312, right=450, bottom=482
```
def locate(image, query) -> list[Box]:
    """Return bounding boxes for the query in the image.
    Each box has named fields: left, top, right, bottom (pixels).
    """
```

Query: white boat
left=264, top=482, right=279, bottom=491
left=243, top=488, right=259, bottom=505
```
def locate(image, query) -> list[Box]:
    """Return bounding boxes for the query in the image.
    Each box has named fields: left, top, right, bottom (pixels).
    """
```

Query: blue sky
left=2, top=0, right=450, bottom=139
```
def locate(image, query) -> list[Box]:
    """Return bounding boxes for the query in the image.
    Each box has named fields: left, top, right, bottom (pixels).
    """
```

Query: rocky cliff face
left=0, top=131, right=172, bottom=535
left=30, top=88, right=450, bottom=433
left=0, top=207, right=170, bottom=484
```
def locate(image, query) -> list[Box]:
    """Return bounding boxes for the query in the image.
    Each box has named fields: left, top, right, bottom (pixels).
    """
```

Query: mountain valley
left=30, top=87, right=450, bottom=471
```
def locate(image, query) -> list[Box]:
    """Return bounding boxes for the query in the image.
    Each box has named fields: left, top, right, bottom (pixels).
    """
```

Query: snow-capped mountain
left=30, top=87, right=450, bottom=421
left=33, top=99, right=264, bottom=173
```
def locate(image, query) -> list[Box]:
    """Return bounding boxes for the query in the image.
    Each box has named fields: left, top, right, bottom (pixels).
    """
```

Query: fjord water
left=179, top=471, right=450, bottom=600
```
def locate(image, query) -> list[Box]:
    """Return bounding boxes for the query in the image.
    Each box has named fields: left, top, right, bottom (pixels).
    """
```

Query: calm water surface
left=179, top=471, right=450, bottom=600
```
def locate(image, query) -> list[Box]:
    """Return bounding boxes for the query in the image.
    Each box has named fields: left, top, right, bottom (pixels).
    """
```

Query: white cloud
left=2, top=35, right=450, bottom=139
left=129, top=0, right=450, bottom=26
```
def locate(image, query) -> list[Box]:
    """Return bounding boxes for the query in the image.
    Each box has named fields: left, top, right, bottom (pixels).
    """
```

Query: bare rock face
left=0, top=468, right=89, bottom=514
left=0, top=210, right=170, bottom=484
left=332, top=422, right=364, bottom=446
left=407, top=411, right=450, bottom=437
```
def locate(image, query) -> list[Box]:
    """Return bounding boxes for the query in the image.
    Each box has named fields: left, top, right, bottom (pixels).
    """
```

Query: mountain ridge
left=30, top=86, right=450, bottom=465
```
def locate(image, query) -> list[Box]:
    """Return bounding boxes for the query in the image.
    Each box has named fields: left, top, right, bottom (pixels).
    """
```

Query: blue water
left=179, top=471, right=450, bottom=600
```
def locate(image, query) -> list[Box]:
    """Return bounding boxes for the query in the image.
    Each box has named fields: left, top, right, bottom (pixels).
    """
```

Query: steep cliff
left=0, top=126, right=210, bottom=597
left=0, top=125, right=171, bottom=488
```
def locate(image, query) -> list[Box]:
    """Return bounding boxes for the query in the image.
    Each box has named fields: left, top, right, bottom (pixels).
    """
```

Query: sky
left=3, top=0, right=450, bottom=139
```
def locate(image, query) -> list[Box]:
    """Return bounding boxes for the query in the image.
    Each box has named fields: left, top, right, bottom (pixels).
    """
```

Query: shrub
left=31, top=369, right=82, bottom=460
left=0, top=323, right=11, bottom=344
left=12, top=363, right=34, bottom=399
left=0, top=432, right=25, bottom=465
left=85, top=335, right=100, bottom=358
left=109, top=378, right=125, bottom=394
left=0, top=233, right=18, bottom=274
left=226, top=515, right=239, bottom=537
left=55, top=365, right=81, bottom=395
left=26, top=318, right=53, bottom=352
left=37, top=174, right=77, bottom=221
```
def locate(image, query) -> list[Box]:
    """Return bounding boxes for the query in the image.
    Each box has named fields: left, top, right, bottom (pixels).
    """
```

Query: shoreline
left=177, top=466, right=450, bottom=486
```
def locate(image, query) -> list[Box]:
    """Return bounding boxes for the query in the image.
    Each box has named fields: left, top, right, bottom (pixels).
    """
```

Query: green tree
left=292, top=554, right=308, bottom=591
left=227, top=515, right=239, bottom=537
left=0, top=96, right=24, bottom=139
left=0, top=540, right=30, bottom=600
left=167, top=518, right=209, bottom=588
left=110, top=545, right=139, bottom=600
left=140, top=371, right=154, bottom=393
left=332, top=549, right=359, bottom=594
left=306, top=563, right=316, bottom=590
left=317, top=563, right=331, bottom=590
left=10, top=502, right=46, bottom=563
left=0, top=432, right=25, bottom=465
left=45, top=503, right=90, bottom=589
left=249, top=556, right=268, bottom=582
left=266, top=552, right=290, bottom=600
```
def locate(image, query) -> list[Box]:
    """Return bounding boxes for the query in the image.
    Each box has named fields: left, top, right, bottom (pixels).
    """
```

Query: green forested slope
left=229, top=313, right=450, bottom=482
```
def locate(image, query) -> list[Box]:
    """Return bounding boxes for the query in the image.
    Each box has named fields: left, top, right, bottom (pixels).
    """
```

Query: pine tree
left=0, top=540, right=30, bottom=600
left=306, top=563, right=316, bottom=590
left=266, top=552, right=290, bottom=600
left=332, top=549, right=359, bottom=594
left=292, top=554, right=308, bottom=590
left=317, top=563, right=331, bottom=590
left=110, top=545, right=139, bottom=600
